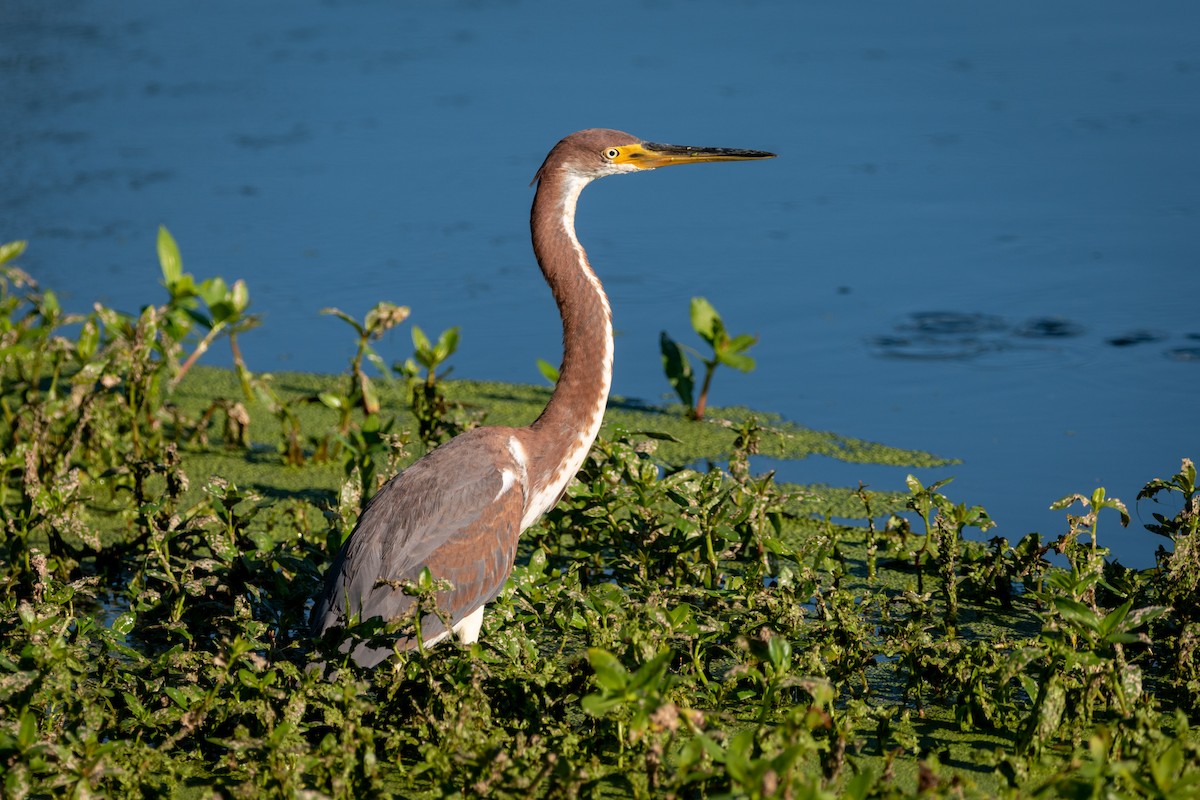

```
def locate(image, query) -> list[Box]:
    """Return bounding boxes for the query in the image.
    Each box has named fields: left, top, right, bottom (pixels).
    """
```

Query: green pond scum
left=2, top=239, right=1199, bottom=798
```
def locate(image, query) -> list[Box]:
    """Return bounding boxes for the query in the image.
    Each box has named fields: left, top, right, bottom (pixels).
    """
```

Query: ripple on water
left=1165, top=346, right=1200, bottom=362
left=868, top=312, right=1198, bottom=369
left=1106, top=329, right=1167, bottom=347
left=868, top=312, right=1084, bottom=367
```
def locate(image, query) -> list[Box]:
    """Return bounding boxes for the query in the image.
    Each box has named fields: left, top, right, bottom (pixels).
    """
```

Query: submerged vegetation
left=1, top=234, right=1199, bottom=798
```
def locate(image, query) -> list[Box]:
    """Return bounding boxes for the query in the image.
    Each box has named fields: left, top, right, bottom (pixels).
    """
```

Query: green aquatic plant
left=661, top=296, right=759, bottom=420
left=158, top=226, right=260, bottom=398
left=4, top=242, right=1200, bottom=798
left=535, top=357, right=559, bottom=384
left=399, top=324, right=480, bottom=447
left=320, top=300, right=410, bottom=416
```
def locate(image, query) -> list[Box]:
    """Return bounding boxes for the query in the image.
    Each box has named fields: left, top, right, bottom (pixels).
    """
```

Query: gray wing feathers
left=310, top=431, right=526, bottom=661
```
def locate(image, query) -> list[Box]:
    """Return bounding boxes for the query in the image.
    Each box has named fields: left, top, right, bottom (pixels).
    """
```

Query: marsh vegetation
left=1, top=236, right=1197, bottom=798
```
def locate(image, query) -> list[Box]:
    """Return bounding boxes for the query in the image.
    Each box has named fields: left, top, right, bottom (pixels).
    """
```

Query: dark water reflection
left=871, top=311, right=1198, bottom=364
left=3, top=0, right=1198, bottom=566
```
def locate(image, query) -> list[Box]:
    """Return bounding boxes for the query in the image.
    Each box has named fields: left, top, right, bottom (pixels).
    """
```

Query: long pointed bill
left=613, top=141, right=776, bottom=169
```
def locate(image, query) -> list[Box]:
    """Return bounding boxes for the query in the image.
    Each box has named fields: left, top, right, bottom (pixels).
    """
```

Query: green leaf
left=586, top=648, right=629, bottom=692
left=39, top=289, right=60, bottom=317
left=689, top=296, right=721, bottom=345
left=1097, top=598, right=1133, bottom=637
left=434, top=327, right=460, bottom=362
left=317, top=391, right=347, bottom=410
left=198, top=276, right=228, bottom=308
left=536, top=358, right=559, bottom=384
left=412, top=324, right=432, bottom=361
left=75, top=318, right=99, bottom=361
left=0, top=239, right=28, bottom=265
left=362, top=379, right=379, bottom=413
left=110, top=612, right=137, bottom=636
left=727, top=332, right=758, bottom=353
left=716, top=349, right=756, bottom=373
left=1050, top=493, right=1088, bottom=511
left=208, top=300, right=235, bottom=325
left=843, top=765, right=878, bottom=800
left=581, top=693, right=622, bottom=716
left=631, top=429, right=683, bottom=443
left=660, top=331, right=694, bottom=408
left=122, top=691, right=148, bottom=720
left=163, top=686, right=192, bottom=710
left=320, top=307, right=365, bottom=337
left=1053, top=597, right=1100, bottom=632
left=628, top=650, right=672, bottom=693
left=1124, top=604, right=1170, bottom=631
left=157, top=225, right=183, bottom=287
left=17, top=709, right=37, bottom=750
left=766, top=635, right=792, bottom=671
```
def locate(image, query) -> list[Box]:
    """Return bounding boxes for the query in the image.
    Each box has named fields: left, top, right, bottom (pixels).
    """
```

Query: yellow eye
left=603, top=147, right=621, bottom=160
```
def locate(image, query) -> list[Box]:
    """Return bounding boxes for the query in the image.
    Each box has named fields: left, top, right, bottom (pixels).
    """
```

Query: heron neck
left=524, top=168, right=613, bottom=506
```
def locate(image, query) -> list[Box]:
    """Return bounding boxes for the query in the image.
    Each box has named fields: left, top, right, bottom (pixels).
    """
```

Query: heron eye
left=603, top=147, right=621, bottom=160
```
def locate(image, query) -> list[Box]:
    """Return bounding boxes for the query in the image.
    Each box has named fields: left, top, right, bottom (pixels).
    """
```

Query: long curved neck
left=520, top=167, right=613, bottom=524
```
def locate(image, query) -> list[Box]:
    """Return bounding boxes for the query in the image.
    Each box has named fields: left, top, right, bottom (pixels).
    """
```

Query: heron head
left=533, top=128, right=775, bottom=185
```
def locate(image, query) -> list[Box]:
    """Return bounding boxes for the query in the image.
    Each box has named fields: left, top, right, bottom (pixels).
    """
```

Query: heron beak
left=614, top=141, right=776, bottom=169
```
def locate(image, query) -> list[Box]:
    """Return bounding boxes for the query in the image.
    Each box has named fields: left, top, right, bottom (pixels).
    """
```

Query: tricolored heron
left=310, top=129, right=775, bottom=667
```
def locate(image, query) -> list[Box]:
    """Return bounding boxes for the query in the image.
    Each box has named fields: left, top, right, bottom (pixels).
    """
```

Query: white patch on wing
left=495, top=468, right=516, bottom=502
left=506, top=436, right=529, bottom=485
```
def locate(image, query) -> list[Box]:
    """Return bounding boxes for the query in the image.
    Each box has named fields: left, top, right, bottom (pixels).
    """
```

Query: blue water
left=3, top=1, right=1198, bottom=566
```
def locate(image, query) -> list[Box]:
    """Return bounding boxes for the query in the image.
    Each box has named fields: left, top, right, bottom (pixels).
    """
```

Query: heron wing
left=310, top=429, right=526, bottom=664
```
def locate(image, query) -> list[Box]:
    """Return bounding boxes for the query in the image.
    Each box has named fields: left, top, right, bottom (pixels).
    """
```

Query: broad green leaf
left=17, top=709, right=37, bottom=750
left=727, top=332, right=758, bottom=353
left=209, top=300, right=235, bottom=325
left=110, top=612, right=137, bottom=636
left=1123, top=604, right=1171, bottom=631
left=586, top=648, right=629, bottom=692
left=580, top=693, right=622, bottom=716
left=157, top=225, right=183, bottom=286
left=435, top=327, right=460, bottom=361
left=1098, top=598, right=1133, bottom=637
left=40, top=289, right=60, bottom=317
left=0, top=239, right=28, bottom=265
left=766, top=634, right=791, bottom=671
left=76, top=318, right=99, bottom=361
left=1050, top=493, right=1088, bottom=511
left=536, top=358, right=559, bottom=384
left=659, top=331, right=694, bottom=407
left=163, top=686, right=192, bottom=710
left=689, top=296, right=721, bottom=345
left=198, top=276, right=228, bottom=308
left=1053, top=597, right=1100, bottom=632
left=716, top=349, right=755, bottom=373
left=122, top=691, right=148, bottom=720
left=412, top=324, right=431, bottom=356
left=628, top=649, right=672, bottom=693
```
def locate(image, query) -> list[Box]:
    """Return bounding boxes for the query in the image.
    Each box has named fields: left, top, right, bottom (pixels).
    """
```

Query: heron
left=310, top=128, right=775, bottom=667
